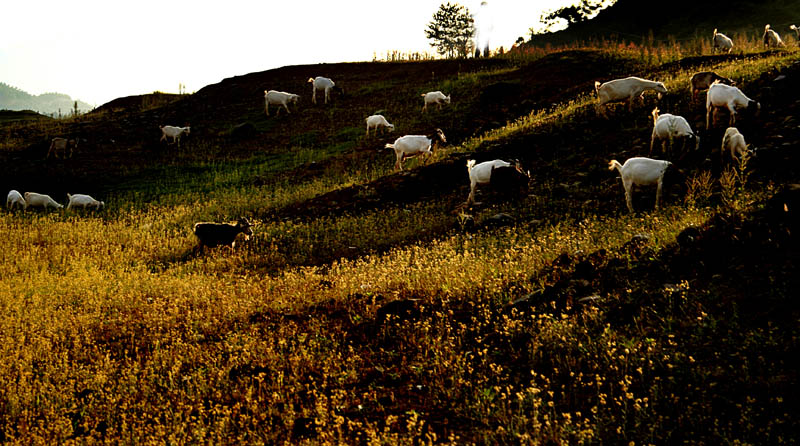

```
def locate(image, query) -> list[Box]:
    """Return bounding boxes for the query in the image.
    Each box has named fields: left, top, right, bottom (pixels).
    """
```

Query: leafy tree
left=540, top=0, right=611, bottom=32
left=425, top=2, right=475, bottom=58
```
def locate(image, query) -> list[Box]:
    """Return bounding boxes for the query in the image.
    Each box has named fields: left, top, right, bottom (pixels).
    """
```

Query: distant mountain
left=528, top=0, right=798, bottom=46
left=0, top=82, right=93, bottom=115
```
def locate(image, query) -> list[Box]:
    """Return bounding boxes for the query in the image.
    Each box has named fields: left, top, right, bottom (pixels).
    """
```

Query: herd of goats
left=4, top=25, right=788, bottom=251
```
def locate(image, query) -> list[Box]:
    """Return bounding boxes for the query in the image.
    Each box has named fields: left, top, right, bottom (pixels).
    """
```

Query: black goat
left=193, top=218, right=253, bottom=251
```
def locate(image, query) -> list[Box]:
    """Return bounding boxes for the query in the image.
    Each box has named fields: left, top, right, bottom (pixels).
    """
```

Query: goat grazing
left=47, top=137, right=78, bottom=159
left=466, top=159, right=529, bottom=205
left=690, top=71, right=735, bottom=102
left=712, top=29, right=734, bottom=53
left=67, top=193, right=104, bottom=210
left=763, top=24, right=785, bottom=48
left=608, top=157, right=672, bottom=213
left=23, top=192, right=63, bottom=210
left=421, top=91, right=451, bottom=112
left=650, top=107, right=699, bottom=159
left=384, top=129, right=446, bottom=171
left=308, top=76, right=339, bottom=104
left=193, top=218, right=253, bottom=251
left=721, top=127, right=754, bottom=164
left=365, top=114, right=395, bottom=136
left=264, top=90, right=300, bottom=116
left=706, top=82, right=760, bottom=128
left=594, top=77, right=667, bottom=116
left=160, top=125, right=191, bottom=146
left=6, top=190, right=25, bottom=210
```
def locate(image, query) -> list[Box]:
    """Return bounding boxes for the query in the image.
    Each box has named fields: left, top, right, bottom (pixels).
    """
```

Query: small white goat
left=706, top=82, right=760, bottom=128
left=23, top=192, right=63, bottom=210
left=308, top=76, right=337, bottom=104
left=790, top=25, right=799, bottom=41
left=67, top=193, right=105, bottom=210
left=421, top=91, right=451, bottom=112
left=690, top=71, right=735, bottom=102
left=160, top=125, right=191, bottom=146
left=763, top=25, right=785, bottom=48
left=712, top=28, right=734, bottom=54
left=721, top=127, right=753, bottom=164
left=47, top=137, right=78, bottom=159
left=6, top=190, right=26, bottom=210
left=384, top=129, right=446, bottom=171
left=650, top=108, right=698, bottom=158
left=465, top=159, right=528, bottom=205
left=365, top=114, right=395, bottom=136
left=594, top=77, right=667, bottom=116
left=264, top=90, right=300, bottom=116
left=608, top=157, right=672, bottom=213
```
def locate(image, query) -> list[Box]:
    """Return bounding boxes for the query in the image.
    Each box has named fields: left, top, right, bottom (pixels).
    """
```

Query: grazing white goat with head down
left=67, top=193, right=104, bottom=210
left=690, top=71, right=735, bottom=103
left=384, top=129, right=446, bottom=171
left=308, top=76, right=339, bottom=104
left=264, top=90, right=300, bottom=116
left=421, top=91, right=451, bottom=112
left=23, top=192, right=63, bottom=210
left=706, top=82, right=760, bottom=128
left=721, top=127, right=754, bottom=164
left=763, top=25, right=785, bottom=48
left=608, top=157, right=672, bottom=213
left=6, top=190, right=26, bottom=210
left=47, top=137, right=78, bottom=159
left=650, top=108, right=699, bottom=159
left=465, top=159, right=529, bottom=205
left=193, top=218, right=253, bottom=252
left=365, top=114, right=395, bottom=136
left=712, top=28, right=734, bottom=53
left=594, top=77, right=667, bottom=116
left=160, top=125, right=190, bottom=146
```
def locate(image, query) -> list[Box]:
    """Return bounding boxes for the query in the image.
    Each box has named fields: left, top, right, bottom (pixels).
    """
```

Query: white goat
left=308, top=76, right=337, bottom=104
left=264, top=90, right=300, bottom=116
left=608, top=157, right=672, bottom=213
left=721, top=127, right=753, bottom=164
left=365, top=114, right=395, bottom=136
left=6, top=190, right=26, bottom=210
left=465, top=159, right=529, bottom=205
left=791, top=25, right=799, bottom=41
left=650, top=108, right=699, bottom=158
left=712, top=29, right=734, bottom=53
left=47, top=137, right=78, bottom=159
left=706, top=82, right=760, bottom=128
left=384, top=129, right=446, bottom=171
left=421, top=91, right=451, bottom=112
left=690, top=71, right=735, bottom=103
left=763, top=25, right=785, bottom=48
left=23, top=192, right=63, bottom=210
left=160, top=125, right=191, bottom=146
left=594, top=77, right=667, bottom=116
left=67, top=193, right=105, bottom=210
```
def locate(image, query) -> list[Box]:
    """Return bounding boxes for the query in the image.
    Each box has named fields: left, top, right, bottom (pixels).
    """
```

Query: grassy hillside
left=0, top=36, right=799, bottom=444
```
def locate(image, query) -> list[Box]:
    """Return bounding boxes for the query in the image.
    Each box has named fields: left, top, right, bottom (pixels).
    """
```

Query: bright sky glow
left=1, top=0, right=573, bottom=106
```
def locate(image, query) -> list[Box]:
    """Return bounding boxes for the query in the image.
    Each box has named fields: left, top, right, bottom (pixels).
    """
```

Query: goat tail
left=608, top=160, right=623, bottom=172
left=652, top=107, right=659, bottom=122
left=594, top=81, right=601, bottom=96
left=466, top=159, right=476, bottom=171
left=713, top=28, right=718, bottom=37
left=384, top=143, right=394, bottom=149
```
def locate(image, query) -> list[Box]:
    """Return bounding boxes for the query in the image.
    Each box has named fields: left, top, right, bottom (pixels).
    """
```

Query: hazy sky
left=1, top=0, right=572, bottom=106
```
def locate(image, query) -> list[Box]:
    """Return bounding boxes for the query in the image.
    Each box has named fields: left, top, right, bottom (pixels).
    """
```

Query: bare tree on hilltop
left=425, top=2, right=475, bottom=58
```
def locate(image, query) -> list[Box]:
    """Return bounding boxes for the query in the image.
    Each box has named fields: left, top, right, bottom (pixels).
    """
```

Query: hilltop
left=529, top=0, right=800, bottom=46
left=0, top=82, right=94, bottom=115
